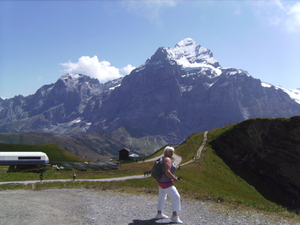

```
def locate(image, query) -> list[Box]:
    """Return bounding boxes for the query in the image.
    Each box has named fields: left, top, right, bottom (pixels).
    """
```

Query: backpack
left=151, top=157, right=165, bottom=180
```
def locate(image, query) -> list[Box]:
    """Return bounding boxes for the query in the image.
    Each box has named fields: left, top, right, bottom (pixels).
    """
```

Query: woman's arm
left=164, top=157, right=179, bottom=181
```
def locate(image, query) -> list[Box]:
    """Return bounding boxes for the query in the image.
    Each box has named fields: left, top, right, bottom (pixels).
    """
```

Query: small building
left=119, top=147, right=130, bottom=160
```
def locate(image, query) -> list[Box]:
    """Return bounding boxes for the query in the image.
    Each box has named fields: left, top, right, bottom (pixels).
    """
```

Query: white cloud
left=253, top=0, right=300, bottom=33
left=61, top=56, right=135, bottom=83
left=123, top=0, right=179, bottom=26
left=286, top=2, right=300, bottom=32
left=121, top=64, right=136, bottom=75
left=274, top=0, right=285, bottom=10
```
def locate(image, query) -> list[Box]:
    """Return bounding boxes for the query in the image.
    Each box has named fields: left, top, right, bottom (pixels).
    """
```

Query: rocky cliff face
left=210, top=116, right=300, bottom=210
left=0, top=38, right=299, bottom=145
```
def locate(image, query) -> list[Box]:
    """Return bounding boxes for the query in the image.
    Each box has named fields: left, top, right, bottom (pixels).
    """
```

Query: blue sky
left=1, top=0, right=300, bottom=99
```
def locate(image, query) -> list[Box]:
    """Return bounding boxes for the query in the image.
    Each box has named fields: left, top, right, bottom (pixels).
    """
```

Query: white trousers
left=157, top=185, right=181, bottom=212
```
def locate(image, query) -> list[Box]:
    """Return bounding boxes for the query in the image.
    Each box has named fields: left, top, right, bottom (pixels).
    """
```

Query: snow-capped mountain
left=0, top=38, right=299, bottom=144
left=166, top=38, right=221, bottom=74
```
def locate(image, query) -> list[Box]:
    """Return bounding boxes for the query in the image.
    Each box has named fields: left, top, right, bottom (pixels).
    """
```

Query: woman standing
left=155, top=146, right=182, bottom=224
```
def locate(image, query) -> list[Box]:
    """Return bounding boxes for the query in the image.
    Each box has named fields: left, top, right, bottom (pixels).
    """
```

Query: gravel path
left=0, top=188, right=298, bottom=225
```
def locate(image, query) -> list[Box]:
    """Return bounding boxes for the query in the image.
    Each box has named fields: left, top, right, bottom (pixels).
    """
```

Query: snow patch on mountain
left=223, top=68, right=251, bottom=77
left=42, top=118, right=92, bottom=134
left=166, top=38, right=221, bottom=75
left=109, top=84, right=121, bottom=91
left=262, top=82, right=300, bottom=104
left=277, top=87, right=300, bottom=104
left=179, top=60, right=222, bottom=75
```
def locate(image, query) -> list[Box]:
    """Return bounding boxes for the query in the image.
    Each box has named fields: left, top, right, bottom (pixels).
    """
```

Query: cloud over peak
left=61, top=56, right=135, bottom=83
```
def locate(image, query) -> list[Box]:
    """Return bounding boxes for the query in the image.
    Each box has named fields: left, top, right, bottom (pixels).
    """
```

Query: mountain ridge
left=0, top=38, right=299, bottom=155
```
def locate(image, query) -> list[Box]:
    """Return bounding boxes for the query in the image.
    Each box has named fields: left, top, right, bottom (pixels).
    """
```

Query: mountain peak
left=60, top=73, right=83, bottom=80
left=175, top=38, right=197, bottom=48
left=166, top=38, right=221, bottom=74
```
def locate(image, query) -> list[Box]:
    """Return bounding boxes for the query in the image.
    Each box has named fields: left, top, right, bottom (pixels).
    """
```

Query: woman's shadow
left=129, top=218, right=173, bottom=224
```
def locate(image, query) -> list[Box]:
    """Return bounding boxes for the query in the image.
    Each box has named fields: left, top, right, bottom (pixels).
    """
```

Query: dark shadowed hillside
left=210, top=116, right=300, bottom=210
